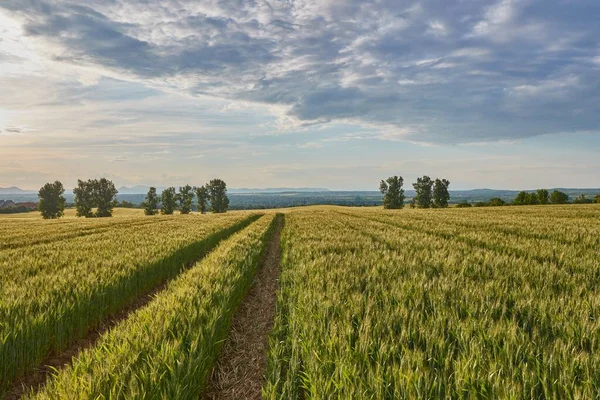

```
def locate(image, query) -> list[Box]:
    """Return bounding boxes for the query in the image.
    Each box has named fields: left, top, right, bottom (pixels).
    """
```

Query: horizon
left=3, top=184, right=600, bottom=194
left=1, top=1, right=599, bottom=189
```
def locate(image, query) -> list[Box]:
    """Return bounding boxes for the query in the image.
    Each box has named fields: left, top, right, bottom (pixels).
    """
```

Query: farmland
left=1, top=204, right=600, bottom=399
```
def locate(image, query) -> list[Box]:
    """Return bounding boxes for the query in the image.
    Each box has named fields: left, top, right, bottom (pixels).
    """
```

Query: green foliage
left=537, top=189, right=549, bottom=205
left=37, top=181, right=66, bottom=219
left=73, top=179, right=95, bottom=218
left=413, top=175, right=434, bottom=208
left=433, top=178, right=450, bottom=208
left=456, top=202, right=472, bottom=208
left=161, top=187, right=177, bottom=215
left=95, top=178, right=119, bottom=217
left=195, top=185, right=210, bottom=214
left=487, top=197, right=506, bottom=207
left=595, top=195, right=600, bottom=204
left=178, top=185, right=195, bottom=214
left=72, top=178, right=118, bottom=218
left=513, top=191, right=540, bottom=205
left=207, top=178, right=230, bottom=213
left=550, top=190, right=569, bottom=204
left=379, top=176, right=405, bottom=209
left=573, top=194, right=593, bottom=204
left=474, top=201, right=487, bottom=207
left=142, top=187, right=159, bottom=215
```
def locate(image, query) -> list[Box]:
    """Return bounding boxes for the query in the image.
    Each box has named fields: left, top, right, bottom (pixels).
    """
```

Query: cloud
left=298, top=142, right=323, bottom=149
left=0, top=0, right=599, bottom=144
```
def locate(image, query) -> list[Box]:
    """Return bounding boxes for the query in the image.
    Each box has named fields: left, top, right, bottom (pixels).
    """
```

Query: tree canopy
left=142, top=187, right=159, bottom=215
left=161, top=187, right=177, bottom=215
left=433, top=178, right=450, bottom=208
left=207, top=179, right=229, bottom=213
left=73, top=178, right=118, bottom=218
left=413, top=176, right=434, bottom=208
left=379, top=176, right=405, bottom=209
left=178, top=185, right=195, bottom=214
left=38, top=181, right=66, bottom=219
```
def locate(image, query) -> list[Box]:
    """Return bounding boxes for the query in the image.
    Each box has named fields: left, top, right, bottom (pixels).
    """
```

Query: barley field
left=1, top=205, right=600, bottom=399
left=266, top=205, right=600, bottom=399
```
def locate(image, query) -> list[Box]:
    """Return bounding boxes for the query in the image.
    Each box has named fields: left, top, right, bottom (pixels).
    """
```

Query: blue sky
left=0, top=0, right=598, bottom=190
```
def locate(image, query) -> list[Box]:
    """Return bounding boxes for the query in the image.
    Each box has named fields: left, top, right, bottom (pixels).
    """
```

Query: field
left=1, top=205, right=599, bottom=399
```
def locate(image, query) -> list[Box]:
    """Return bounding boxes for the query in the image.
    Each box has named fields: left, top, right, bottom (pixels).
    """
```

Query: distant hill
left=116, top=186, right=330, bottom=194
left=229, top=187, right=330, bottom=194
left=0, top=186, right=35, bottom=194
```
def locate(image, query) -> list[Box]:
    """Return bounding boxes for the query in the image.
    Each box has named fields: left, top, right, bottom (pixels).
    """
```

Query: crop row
left=30, top=214, right=277, bottom=399
left=265, top=207, right=600, bottom=399
left=0, top=213, right=257, bottom=395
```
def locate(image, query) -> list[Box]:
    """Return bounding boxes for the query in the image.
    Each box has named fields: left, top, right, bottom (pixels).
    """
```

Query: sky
left=0, top=0, right=599, bottom=191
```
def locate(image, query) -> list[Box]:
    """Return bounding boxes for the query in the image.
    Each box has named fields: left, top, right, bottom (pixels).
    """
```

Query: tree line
left=36, top=178, right=230, bottom=219
left=141, top=179, right=229, bottom=216
left=380, top=175, right=450, bottom=209
left=457, top=189, right=600, bottom=207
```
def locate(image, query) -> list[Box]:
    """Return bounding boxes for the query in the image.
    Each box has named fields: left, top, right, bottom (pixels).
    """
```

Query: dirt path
left=204, top=214, right=284, bottom=400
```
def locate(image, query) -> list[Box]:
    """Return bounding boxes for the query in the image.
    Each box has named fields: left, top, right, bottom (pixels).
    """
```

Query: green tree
left=142, top=187, right=159, bottom=215
left=94, top=178, right=118, bottom=217
left=573, top=194, right=592, bottom=204
left=38, top=181, right=66, bottom=219
left=161, top=187, right=177, bottom=215
left=456, top=202, right=472, bottom=208
left=549, top=190, right=569, bottom=204
left=487, top=197, right=506, bottom=207
left=595, top=194, right=600, bottom=204
left=207, top=179, right=229, bottom=213
left=514, top=191, right=539, bottom=205
left=379, top=176, right=405, bottom=209
left=537, top=189, right=549, bottom=205
left=413, top=176, right=434, bottom=208
left=195, top=185, right=210, bottom=214
left=178, top=185, right=195, bottom=214
left=73, top=179, right=95, bottom=218
left=433, top=178, right=450, bottom=208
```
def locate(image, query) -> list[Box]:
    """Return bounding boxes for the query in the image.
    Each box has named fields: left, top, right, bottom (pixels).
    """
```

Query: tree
left=178, top=185, right=195, bottom=214
left=207, top=179, right=229, bottom=213
left=38, top=181, right=66, bottom=219
left=94, top=178, right=118, bottom=217
left=487, top=197, right=506, bottom=207
left=413, top=176, right=434, bottom=208
left=550, top=190, right=569, bottom=204
left=537, top=189, right=549, bottom=205
left=573, top=194, right=592, bottom=204
left=456, top=202, right=472, bottom=208
left=73, top=179, right=95, bottom=218
left=379, top=176, right=405, bottom=209
left=514, top=191, right=539, bottom=205
left=161, top=187, right=177, bottom=215
left=433, top=178, right=450, bottom=208
left=195, top=185, right=210, bottom=214
left=142, top=187, right=159, bottom=215
left=595, top=195, right=600, bottom=204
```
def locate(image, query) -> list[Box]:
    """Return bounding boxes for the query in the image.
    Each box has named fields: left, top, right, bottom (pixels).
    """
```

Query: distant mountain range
left=0, top=186, right=36, bottom=194
left=1, top=185, right=332, bottom=195
left=2, top=186, right=599, bottom=202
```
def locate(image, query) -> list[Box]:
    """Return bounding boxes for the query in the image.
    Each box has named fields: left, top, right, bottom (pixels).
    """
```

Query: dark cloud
left=2, top=0, right=599, bottom=143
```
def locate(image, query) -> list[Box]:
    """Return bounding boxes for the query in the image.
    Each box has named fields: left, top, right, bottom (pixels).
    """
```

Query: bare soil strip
left=5, top=217, right=258, bottom=400
left=204, top=214, right=284, bottom=400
